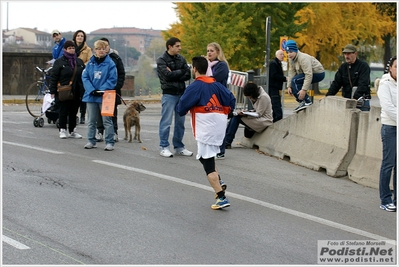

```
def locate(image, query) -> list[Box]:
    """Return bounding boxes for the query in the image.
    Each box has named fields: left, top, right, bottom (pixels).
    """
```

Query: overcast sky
left=1, top=1, right=179, bottom=33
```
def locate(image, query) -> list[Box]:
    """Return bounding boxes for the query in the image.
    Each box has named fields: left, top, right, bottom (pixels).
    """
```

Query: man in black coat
left=96, top=37, right=126, bottom=142
left=269, top=50, right=287, bottom=122
left=156, top=37, right=192, bottom=158
left=326, top=44, right=371, bottom=111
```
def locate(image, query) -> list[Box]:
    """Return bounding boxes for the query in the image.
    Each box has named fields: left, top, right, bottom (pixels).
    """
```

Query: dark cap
left=63, top=40, right=75, bottom=49
left=343, top=44, right=357, bottom=53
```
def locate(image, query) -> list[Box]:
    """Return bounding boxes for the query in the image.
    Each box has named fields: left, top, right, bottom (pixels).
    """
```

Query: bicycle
left=25, top=66, right=53, bottom=127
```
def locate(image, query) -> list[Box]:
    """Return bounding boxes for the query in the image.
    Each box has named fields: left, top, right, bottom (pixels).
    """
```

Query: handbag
left=57, top=65, right=77, bottom=101
left=101, top=90, right=116, bottom=116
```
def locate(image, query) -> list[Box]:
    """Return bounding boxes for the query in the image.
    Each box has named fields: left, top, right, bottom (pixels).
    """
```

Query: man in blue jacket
left=177, top=56, right=236, bottom=210
left=51, top=29, right=66, bottom=63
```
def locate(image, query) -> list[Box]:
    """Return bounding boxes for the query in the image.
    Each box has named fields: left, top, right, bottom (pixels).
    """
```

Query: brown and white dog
left=123, top=100, right=146, bottom=143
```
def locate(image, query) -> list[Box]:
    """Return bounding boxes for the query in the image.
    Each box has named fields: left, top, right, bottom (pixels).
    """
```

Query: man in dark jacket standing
left=157, top=37, right=192, bottom=158
left=326, top=44, right=371, bottom=111
left=95, top=38, right=125, bottom=142
left=269, top=50, right=287, bottom=122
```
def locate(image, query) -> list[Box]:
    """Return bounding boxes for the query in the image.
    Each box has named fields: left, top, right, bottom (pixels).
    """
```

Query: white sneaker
left=104, top=144, right=114, bottom=151
left=160, top=148, right=173, bottom=158
left=59, top=129, right=67, bottom=139
left=176, top=148, right=193, bottom=156
left=84, top=142, right=96, bottom=149
left=96, top=132, right=103, bottom=142
left=69, top=132, right=82, bottom=139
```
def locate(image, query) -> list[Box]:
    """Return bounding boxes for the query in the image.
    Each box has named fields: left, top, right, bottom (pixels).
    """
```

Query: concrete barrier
left=240, top=96, right=360, bottom=177
left=347, top=106, right=382, bottom=188
left=240, top=96, right=388, bottom=189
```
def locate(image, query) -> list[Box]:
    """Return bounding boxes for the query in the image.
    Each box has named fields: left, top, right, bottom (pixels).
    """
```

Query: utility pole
left=124, top=43, right=127, bottom=66
left=7, top=2, right=9, bottom=31
left=264, top=16, right=271, bottom=94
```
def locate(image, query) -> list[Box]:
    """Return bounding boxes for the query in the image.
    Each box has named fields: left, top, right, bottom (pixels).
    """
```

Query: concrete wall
left=347, top=106, right=383, bottom=188
left=2, top=52, right=135, bottom=96
left=240, top=96, right=385, bottom=189
left=3, top=52, right=52, bottom=95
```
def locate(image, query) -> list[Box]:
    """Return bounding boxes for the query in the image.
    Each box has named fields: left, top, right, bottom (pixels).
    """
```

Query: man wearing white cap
left=51, top=29, right=66, bottom=62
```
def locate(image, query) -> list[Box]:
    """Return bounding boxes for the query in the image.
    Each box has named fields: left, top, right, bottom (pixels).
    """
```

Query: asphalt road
left=2, top=101, right=396, bottom=265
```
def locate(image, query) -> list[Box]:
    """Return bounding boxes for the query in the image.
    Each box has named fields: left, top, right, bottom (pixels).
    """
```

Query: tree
left=374, top=3, right=397, bottom=67
left=134, top=55, right=159, bottom=95
left=164, top=2, right=307, bottom=72
left=293, top=2, right=395, bottom=69
left=145, top=37, right=166, bottom=63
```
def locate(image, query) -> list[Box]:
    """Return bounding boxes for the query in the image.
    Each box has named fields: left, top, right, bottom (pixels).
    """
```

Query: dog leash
left=117, top=93, right=128, bottom=106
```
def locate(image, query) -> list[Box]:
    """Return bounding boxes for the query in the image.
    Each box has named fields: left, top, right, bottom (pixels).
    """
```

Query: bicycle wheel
left=26, top=82, right=46, bottom=118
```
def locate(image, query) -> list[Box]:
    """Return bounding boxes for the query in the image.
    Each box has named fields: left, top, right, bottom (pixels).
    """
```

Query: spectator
left=51, top=30, right=66, bottom=62
left=156, top=37, right=192, bottom=158
left=82, top=40, right=117, bottom=151
left=73, top=29, right=93, bottom=124
left=285, top=40, right=325, bottom=112
left=49, top=40, right=85, bottom=139
left=325, top=44, right=371, bottom=111
left=177, top=56, right=236, bottom=209
left=377, top=56, right=397, bottom=212
left=269, top=49, right=287, bottom=122
left=95, top=37, right=126, bottom=143
left=206, top=42, right=230, bottom=87
left=217, top=82, right=273, bottom=159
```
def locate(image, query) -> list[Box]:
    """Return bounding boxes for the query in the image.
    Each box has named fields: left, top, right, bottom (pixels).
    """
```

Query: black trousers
left=58, top=98, right=80, bottom=133
left=271, top=95, right=283, bottom=123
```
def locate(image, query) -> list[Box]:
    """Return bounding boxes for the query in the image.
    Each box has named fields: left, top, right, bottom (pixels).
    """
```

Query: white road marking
left=94, top=160, right=396, bottom=246
left=2, top=235, right=30, bottom=250
left=3, top=141, right=64, bottom=155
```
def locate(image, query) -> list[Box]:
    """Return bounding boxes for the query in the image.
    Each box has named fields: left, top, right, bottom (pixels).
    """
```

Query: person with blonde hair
left=206, top=42, right=230, bottom=87
left=82, top=40, right=117, bottom=151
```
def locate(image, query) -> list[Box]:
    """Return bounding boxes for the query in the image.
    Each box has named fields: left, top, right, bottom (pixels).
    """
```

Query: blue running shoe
left=211, top=197, right=230, bottom=210
left=220, top=179, right=227, bottom=191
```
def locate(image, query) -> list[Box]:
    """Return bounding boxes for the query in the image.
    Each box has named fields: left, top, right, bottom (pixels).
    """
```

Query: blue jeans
left=86, top=102, right=114, bottom=145
left=220, top=116, right=250, bottom=154
left=379, top=124, right=397, bottom=205
left=159, top=94, right=186, bottom=149
left=358, top=99, right=370, bottom=112
left=291, top=72, right=325, bottom=103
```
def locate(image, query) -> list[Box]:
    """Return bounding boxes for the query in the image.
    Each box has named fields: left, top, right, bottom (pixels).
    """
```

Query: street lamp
left=124, top=43, right=127, bottom=67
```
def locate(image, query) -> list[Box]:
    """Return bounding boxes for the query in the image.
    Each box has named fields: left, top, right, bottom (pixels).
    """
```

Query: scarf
left=75, top=42, right=84, bottom=57
left=206, top=60, right=219, bottom=76
left=63, top=51, right=77, bottom=70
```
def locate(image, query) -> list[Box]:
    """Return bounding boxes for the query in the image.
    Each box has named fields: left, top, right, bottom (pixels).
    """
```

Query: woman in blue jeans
left=377, top=56, right=397, bottom=212
left=81, top=40, right=117, bottom=151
